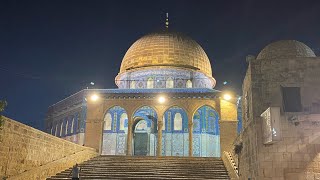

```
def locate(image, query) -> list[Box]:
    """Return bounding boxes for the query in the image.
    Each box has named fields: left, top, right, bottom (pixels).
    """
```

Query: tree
left=0, top=100, right=7, bottom=129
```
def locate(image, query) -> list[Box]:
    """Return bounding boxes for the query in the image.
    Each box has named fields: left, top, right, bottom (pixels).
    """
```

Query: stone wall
left=239, top=56, right=320, bottom=179
left=0, top=117, right=98, bottom=180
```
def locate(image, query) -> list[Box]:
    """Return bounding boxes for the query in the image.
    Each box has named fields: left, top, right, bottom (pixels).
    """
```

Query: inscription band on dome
left=125, top=64, right=201, bottom=71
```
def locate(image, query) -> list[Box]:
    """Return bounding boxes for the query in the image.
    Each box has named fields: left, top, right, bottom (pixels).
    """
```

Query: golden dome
left=119, top=31, right=213, bottom=77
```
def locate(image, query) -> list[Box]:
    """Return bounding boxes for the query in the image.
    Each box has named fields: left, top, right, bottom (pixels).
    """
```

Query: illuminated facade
left=46, top=31, right=240, bottom=157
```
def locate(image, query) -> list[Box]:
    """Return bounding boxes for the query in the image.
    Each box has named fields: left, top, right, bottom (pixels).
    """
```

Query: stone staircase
left=47, top=155, right=230, bottom=180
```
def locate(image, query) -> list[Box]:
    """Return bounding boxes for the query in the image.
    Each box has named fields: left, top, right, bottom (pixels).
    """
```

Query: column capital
left=158, top=121, right=164, bottom=126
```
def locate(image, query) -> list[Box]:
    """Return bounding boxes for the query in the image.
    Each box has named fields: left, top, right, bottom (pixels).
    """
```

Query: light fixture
left=158, top=96, right=166, bottom=103
left=90, top=94, right=99, bottom=101
left=223, top=93, right=232, bottom=101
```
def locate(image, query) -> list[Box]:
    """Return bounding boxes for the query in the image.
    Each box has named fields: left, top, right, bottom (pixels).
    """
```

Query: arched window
left=130, top=81, right=135, bottom=89
left=104, top=113, right=112, bottom=130
left=166, top=77, right=174, bottom=88
left=186, top=80, right=192, bottom=88
left=60, top=122, right=63, bottom=136
left=119, top=113, right=128, bottom=130
left=71, top=117, right=74, bottom=134
left=147, top=77, right=154, bottom=88
left=174, top=113, right=182, bottom=130
left=65, top=120, right=69, bottom=135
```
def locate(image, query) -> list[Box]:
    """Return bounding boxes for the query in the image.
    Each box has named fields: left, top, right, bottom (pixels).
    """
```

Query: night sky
left=1, top=0, right=319, bottom=130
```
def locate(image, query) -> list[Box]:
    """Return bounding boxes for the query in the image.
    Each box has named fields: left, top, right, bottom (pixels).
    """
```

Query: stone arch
left=131, top=104, right=158, bottom=120
left=101, top=106, right=128, bottom=155
left=166, top=77, right=174, bottom=88
left=132, top=106, right=158, bottom=156
left=162, top=106, right=189, bottom=156
left=163, top=105, right=188, bottom=114
left=131, top=116, right=154, bottom=133
left=132, top=106, right=158, bottom=132
left=192, top=105, right=220, bottom=157
left=191, top=104, right=219, bottom=121
left=147, top=77, right=154, bottom=88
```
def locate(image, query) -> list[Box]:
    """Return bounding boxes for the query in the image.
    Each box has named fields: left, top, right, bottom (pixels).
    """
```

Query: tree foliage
left=0, top=100, right=7, bottom=128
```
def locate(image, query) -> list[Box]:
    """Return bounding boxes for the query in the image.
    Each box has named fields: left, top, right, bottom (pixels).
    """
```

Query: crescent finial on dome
left=165, top=13, right=169, bottom=29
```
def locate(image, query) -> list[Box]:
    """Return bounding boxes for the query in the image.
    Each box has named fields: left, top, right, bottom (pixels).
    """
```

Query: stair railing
left=222, top=151, right=239, bottom=179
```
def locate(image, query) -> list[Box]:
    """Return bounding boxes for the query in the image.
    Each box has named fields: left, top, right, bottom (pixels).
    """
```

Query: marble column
left=126, top=118, right=133, bottom=156
left=157, top=117, right=163, bottom=157
left=188, top=122, right=193, bottom=157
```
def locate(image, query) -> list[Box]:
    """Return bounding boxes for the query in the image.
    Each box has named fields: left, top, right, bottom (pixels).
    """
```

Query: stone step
left=80, top=164, right=225, bottom=167
left=47, top=156, right=230, bottom=180
left=50, top=176, right=230, bottom=179
left=58, top=171, right=228, bottom=175
left=53, top=172, right=228, bottom=177
left=89, top=159, right=223, bottom=162
left=49, top=175, right=230, bottom=179
left=76, top=165, right=226, bottom=168
left=55, top=171, right=228, bottom=174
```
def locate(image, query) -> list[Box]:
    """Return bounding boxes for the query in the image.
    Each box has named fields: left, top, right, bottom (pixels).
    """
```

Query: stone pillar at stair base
left=219, top=120, right=237, bottom=154
left=84, top=100, right=104, bottom=152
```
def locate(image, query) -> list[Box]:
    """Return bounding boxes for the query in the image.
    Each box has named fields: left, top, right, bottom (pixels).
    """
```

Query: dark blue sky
left=1, top=0, right=319, bottom=130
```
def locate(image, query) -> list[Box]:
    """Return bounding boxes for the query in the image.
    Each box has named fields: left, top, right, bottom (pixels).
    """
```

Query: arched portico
left=162, top=106, right=189, bottom=156
left=192, top=105, right=220, bottom=157
left=101, top=106, right=128, bottom=155
left=85, top=94, right=237, bottom=157
left=131, top=106, right=158, bottom=156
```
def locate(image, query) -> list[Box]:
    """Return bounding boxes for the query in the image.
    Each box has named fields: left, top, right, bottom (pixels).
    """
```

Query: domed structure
left=116, top=31, right=216, bottom=89
left=257, top=40, right=316, bottom=60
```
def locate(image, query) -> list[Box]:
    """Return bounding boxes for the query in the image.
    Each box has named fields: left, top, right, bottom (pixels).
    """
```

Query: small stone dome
left=257, top=40, right=316, bottom=60
left=119, top=31, right=213, bottom=77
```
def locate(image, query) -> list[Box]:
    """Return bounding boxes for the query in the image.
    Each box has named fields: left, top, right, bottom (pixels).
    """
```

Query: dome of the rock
left=116, top=31, right=216, bottom=89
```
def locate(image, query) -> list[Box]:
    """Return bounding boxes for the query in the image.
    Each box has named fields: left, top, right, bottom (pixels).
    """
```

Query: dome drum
left=115, top=68, right=216, bottom=89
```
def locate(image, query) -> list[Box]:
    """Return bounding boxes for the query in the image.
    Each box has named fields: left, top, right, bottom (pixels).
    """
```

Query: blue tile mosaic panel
left=192, top=106, right=220, bottom=157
